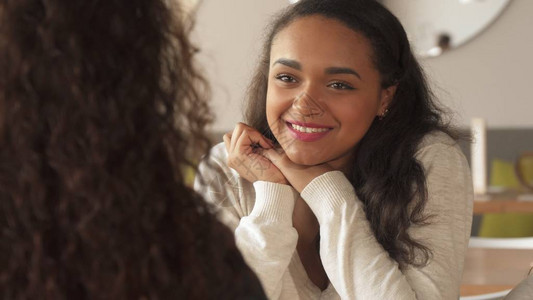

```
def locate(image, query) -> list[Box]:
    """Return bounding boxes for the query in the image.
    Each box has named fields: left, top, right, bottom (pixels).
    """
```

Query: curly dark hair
left=245, top=0, right=463, bottom=268
left=0, top=0, right=264, bottom=299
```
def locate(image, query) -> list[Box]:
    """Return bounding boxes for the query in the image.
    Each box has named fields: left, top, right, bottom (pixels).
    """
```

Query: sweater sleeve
left=235, top=181, right=299, bottom=299
left=194, top=146, right=299, bottom=299
left=300, top=142, right=473, bottom=299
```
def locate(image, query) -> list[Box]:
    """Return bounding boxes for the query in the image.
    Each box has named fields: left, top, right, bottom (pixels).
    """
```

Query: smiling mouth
left=284, top=119, right=334, bottom=134
left=288, top=122, right=330, bottom=133
left=284, top=121, right=332, bottom=142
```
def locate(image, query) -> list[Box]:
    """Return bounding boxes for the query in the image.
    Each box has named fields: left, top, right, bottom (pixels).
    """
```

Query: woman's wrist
left=250, top=181, right=298, bottom=224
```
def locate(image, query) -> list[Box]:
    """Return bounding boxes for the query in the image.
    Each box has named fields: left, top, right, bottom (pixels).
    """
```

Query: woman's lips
left=285, top=120, right=332, bottom=142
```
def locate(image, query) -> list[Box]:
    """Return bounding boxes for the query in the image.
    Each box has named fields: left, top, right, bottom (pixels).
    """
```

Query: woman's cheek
left=267, top=90, right=290, bottom=119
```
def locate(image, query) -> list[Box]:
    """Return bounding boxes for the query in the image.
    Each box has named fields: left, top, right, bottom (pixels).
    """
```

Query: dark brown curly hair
left=0, top=0, right=264, bottom=299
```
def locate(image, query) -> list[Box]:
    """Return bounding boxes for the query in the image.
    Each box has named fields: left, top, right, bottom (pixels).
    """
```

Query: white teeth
left=290, top=123, right=329, bottom=133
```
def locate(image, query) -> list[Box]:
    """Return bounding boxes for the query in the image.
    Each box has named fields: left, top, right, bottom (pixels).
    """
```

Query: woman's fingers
left=235, top=130, right=255, bottom=155
left=263, top=148, right=285, bottom=167
left=223, top=133, right=231, bottom=153
left=237, top=131, right=274, bottom=156
left=224, top=123, right=286, bottom=184
left=264, top=147, right=335, bottom=192
left=228, top=123, right=273, bottom=153
left=229, top=124, right=244, bottom=153
left=238, top=123, right=273, bottom=149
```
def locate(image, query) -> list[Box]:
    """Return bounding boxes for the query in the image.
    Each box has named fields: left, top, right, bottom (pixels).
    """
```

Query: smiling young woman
left=195, top=0, right=473, bottom=299
left=265, top=15, right=396, bottom=168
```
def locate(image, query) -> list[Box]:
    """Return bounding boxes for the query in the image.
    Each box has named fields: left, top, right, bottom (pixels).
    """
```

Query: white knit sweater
left=194, top=131, right=473, bottom=299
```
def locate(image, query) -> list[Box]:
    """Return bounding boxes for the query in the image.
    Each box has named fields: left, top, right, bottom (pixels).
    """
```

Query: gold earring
left=379, top=108, right=389, bottom=120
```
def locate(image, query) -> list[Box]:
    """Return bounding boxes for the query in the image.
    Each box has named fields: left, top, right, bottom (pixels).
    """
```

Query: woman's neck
left=293, top=196, right=328, bottom=290
left=325, top=149, right=355, bottom=177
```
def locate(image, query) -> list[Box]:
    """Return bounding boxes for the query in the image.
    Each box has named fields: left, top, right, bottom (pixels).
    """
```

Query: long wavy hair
left=245, top=0, right=461, bottom=268
left=0, top=0, right=263, bottom=299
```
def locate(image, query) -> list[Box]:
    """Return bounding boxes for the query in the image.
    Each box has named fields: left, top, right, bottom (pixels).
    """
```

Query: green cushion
left=479, top=213, right=533, bottom=237
left=477, top=159, right=533, bottom=238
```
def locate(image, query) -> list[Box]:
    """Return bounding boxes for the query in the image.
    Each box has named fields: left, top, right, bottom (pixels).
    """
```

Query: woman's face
left=266, top=15, right=395, bottom=169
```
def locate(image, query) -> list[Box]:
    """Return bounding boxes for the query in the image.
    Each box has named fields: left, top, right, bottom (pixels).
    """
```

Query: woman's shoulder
left=195, top=142, right=232, bottom=178
left=417, top=130, right=458, bottom=150
left=195, top=142, right=256, bottom=220
left=207, top=142, right=229, bottom=163
left=415, top=130, right=468, bottom=165
left=197, top=141, right=237, bottom=182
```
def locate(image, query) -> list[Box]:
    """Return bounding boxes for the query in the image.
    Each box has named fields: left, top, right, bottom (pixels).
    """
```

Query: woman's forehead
left=269, top=16, right=376, bottom=72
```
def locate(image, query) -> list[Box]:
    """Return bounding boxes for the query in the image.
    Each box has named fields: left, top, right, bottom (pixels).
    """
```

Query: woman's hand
left=224, top=123, right=288, bottom=184
left=263, top=148, right=334, bottom=193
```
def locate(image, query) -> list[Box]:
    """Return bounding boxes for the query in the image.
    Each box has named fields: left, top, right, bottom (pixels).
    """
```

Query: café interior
left=191, top=0, right=533, bottom=298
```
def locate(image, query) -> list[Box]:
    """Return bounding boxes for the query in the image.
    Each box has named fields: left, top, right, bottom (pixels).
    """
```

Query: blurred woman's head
left=0, top=0, right=262, bottom=298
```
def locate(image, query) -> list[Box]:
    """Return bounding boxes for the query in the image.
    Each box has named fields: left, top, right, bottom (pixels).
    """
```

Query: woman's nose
left=292, top=91, right=325, bottom=117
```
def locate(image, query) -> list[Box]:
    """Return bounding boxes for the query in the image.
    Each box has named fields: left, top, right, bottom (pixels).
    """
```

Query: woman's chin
left=284, top=150, right=324, bottom=166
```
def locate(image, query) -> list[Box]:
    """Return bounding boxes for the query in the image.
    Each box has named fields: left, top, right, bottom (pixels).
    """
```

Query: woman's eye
left=275, top=74, right=297, bottom=83
left=329, top=81, right=355, bottom=90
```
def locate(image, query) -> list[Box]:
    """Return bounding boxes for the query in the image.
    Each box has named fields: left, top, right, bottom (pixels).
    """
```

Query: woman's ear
left=378, top=84, right=397, bottom=116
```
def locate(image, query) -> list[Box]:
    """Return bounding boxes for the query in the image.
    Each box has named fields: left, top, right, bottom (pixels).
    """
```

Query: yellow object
left=516, top=152, right=533, bottom=190
left=489, top=158, right=520, bottom=189
left=478, top=214, right=533, bottom=237
left=184, top=165, right=196, bottom=187
left=478, top=158, right=533, bottom=237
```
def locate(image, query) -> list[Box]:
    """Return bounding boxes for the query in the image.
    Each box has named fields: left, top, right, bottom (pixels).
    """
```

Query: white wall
left=193, top=0, right=291, bottom=133
left=423, top=0, right=533, bottom=129
left=193, top=0, right=533, bottom=132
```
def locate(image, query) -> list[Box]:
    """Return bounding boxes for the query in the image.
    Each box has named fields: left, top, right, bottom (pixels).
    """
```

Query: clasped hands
left=224, top=122, right=333, bottom=247
left=223, top=122, right=333, bottom=193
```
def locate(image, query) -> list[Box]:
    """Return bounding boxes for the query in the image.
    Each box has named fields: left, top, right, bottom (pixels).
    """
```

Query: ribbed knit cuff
left=250, top=181, right=298, bottom=225
left=301, top=171, right=356, bottom=220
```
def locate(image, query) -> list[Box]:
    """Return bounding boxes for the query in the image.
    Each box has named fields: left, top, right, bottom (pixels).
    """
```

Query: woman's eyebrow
left=325, top=67, right=361, bottom=79
left=272, top=59, right=361, bottom=80
left=272, top=58, right=301, bottom=70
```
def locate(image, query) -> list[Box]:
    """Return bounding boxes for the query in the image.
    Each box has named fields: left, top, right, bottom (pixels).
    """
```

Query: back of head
left=0, top=0, right=262, bottom=298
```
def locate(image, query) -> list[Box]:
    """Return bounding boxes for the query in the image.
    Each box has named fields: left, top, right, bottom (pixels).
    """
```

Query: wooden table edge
left=460, top=284, right=514, bottom=296
left=473, top=200, right=533, bottom=214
